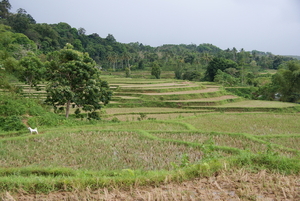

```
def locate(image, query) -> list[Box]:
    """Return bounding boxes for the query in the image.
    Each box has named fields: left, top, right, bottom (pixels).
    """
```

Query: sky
left=8, top=0, right=300, bottom=55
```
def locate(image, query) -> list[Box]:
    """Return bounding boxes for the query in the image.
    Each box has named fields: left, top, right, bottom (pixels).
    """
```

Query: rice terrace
left=1, top=73, right=300, bottom=200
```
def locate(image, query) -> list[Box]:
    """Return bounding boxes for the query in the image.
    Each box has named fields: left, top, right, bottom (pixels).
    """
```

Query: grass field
left=1, top=75, right=300, bottom=200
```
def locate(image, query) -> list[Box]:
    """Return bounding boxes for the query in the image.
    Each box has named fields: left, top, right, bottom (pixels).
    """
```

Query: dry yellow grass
left=143, top=88, right=219, bottom=95
left=104, top=107, right=193, bottom=115
left=180, top=113, right=300, bottom=135
left=216, top=100, right=298, bottom=108
left=108, top=113, right=197, bottom=121
left=165, top=95, right=238, bottom=102
left=118, top=82, right=196, bottom=88
left=6, top=169, right=300, bottom=200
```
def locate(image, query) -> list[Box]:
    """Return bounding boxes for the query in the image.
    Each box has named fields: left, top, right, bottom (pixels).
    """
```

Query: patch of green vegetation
left=225, top=87, right=258, bottom=99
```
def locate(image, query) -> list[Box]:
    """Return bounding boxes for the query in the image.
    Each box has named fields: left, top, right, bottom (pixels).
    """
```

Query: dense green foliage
left=205, top=57, right=238, bottom=81
left=45, top=44, right=112, bottom=118
left=17, top=54, right=45, bottom=91
left=272, top=61, right=300, bottom=102
left=151, top=61, right=161, bottom=79
left=0, top=93, right=45, bottom=131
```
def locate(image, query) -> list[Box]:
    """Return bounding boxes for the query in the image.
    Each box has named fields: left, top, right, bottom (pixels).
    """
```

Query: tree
left=182, top=70, right=201, bottom=81
left=214, top=69, right=238, bottom=86
left=78, top=27, right=86, bottom=35
left=232, top=47, right=237, bottom=61
left=151, top=61, right=161, bottom=79
left=201, top=52, right=212, bottom=65
left=18, top=54, right=45, bottom=94
left=125, top=67, right=130, bottom=78
left=7, top=8, right=36, bottom=33
left=205, top=57, right=238, bottom=81
left=0, top=0, right=11, bottom=19
left=122, top=51, right=131, bottom=68
left=173, top=58, right=185, bottom=79
left=184, top=53, right=195, bottom=64
left=271, top=60, right=300, bottom=102
left=137, top=60, right=145, bottom=70
left=105, top=34, right=116, bottom=43
left=45, top=44, right=112, bottom=118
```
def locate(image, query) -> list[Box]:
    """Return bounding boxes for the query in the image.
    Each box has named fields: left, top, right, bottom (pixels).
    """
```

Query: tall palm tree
left=122, top=51, right=131, bottom=68
left=232, top=47, right=237, bottom=61
left=201, top=52, right=212, bottom=65
left=106, top=52, right=118, bottom=71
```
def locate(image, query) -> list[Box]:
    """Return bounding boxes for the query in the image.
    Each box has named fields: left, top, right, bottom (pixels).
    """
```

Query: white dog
left=28, top=127, right=38, bottom=134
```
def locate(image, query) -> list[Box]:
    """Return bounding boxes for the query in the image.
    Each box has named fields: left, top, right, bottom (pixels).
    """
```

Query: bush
left=27, top=112, right=66, bottom=127
left=0, top=93, right=45, bottom=116
left=151, top=62, right=161, bottom=79
left=0, top=115, right=26, bottom=131
left=111, top=117, right=120, bottom=123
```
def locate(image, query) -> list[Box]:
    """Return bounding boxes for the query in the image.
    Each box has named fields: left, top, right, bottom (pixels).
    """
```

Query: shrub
left=111, top=117, right=120, bottom=123
left=0, top=115, right=26, bottom=131
left=27, top=112, right=65, bottom=127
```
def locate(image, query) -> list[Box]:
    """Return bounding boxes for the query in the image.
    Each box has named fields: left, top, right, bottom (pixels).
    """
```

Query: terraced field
left=1, top=76, right=300, bottom=200
left=105, top=78, right=298, bottom=118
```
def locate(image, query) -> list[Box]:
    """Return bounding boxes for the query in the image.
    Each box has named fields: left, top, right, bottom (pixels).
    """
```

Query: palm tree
left=232, top=47, right=237, bottom=61
left=201, top=52, right=212, bottom=65
left=122, top=51, right=131, bottom=68
left=106, top=52, right=118, bottom=71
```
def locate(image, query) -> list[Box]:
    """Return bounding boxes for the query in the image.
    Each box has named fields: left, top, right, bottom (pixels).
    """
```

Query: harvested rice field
left=2, top=78, right=300, bottom=200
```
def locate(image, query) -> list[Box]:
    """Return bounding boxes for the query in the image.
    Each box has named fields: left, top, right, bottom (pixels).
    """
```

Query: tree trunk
left=66, top=100, right=71, bottom=118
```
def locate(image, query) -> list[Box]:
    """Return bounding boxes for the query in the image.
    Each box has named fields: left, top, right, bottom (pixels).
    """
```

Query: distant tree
left=106, top=52, right=117, bottom=70
left=205, top=57, right=238, bottom=81
left=45, top=44, right=112, bottom=118
left=0, top=0, right=11, bottom=19
left=151, top=61, right=161, bottom=79
left=182, top=70, right=201, bottom=81
left=196, top=43, right=221, bottom=54
left=122, top=51, right=131, bottom=68
left=18, top=54, right=45, bottom=93
left=232, top=47, right=237, bottom=61
left=173, top=58, right=184, bottom=79
left=137, top=60, right=145, bottom=70
left=73, top=39, right=84, bottom=52
left=105, top=34, right=116, bottom=43
left=271, top=60, right=300, bottom=102
left=7, top=8, right=36, bottom=33
left=78, top=27, right=86, bottom=35
left=201, top=52, right=213, bottom=65
left=125, top=67, right=130, bottom=78
left=184, top=53, right=195, bottom=64
left=214, top=69, right=238, bottom=86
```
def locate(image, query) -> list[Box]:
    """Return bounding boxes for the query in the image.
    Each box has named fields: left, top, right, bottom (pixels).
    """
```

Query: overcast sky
left=9, top=0, right=300, bottom=55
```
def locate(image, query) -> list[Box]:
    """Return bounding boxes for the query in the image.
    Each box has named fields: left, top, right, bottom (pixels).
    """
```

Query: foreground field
left=1, top=77, right=300, bottom=200
left=5, top=169, right=299, bottom=200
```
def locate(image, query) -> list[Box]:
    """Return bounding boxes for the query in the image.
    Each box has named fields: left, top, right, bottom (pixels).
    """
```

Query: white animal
left=28, top=127, right=38, bottom=134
